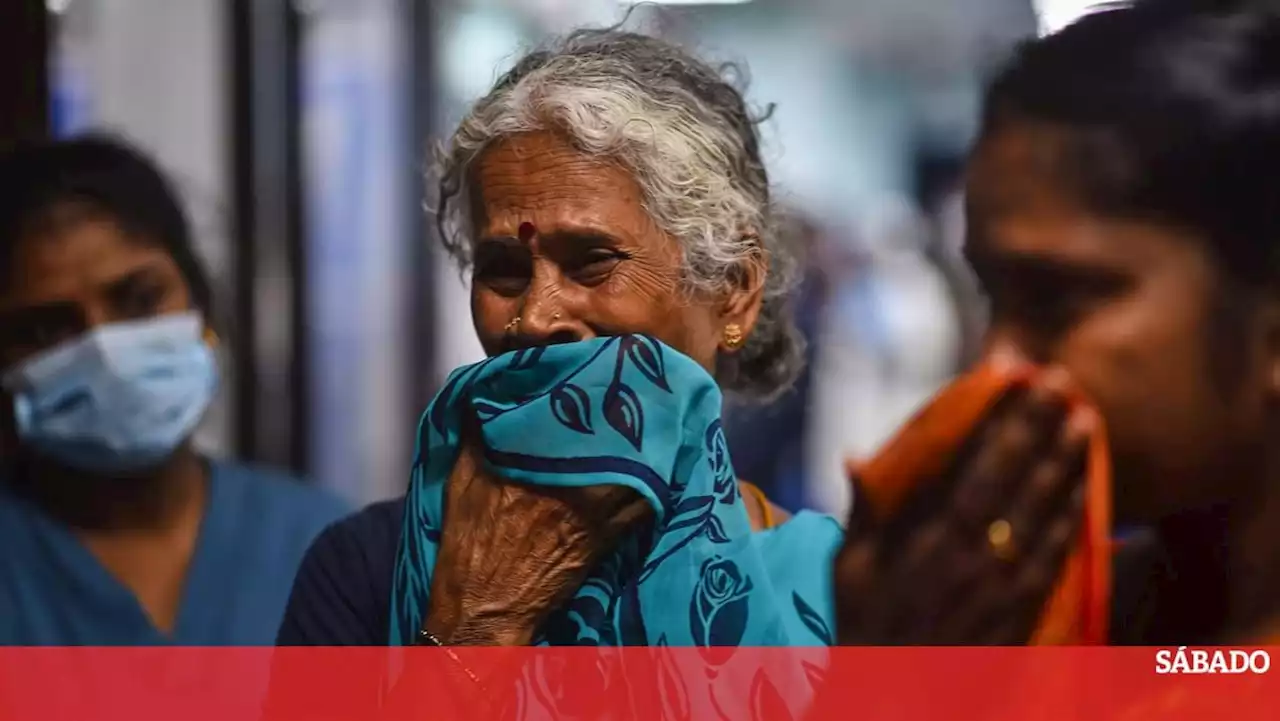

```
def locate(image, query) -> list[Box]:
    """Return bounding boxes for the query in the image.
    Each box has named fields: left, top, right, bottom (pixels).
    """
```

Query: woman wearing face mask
left=0, top=136, right=349, bottom=645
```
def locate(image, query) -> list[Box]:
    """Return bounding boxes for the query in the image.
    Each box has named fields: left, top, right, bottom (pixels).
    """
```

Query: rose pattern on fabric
left=704, top=420, right=737, bottom=505
left=389, top=335, right=843, bottom=720
left=690, top=557, right=754, bottom=667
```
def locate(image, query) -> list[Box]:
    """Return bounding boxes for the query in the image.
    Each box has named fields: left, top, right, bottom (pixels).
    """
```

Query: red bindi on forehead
left=518, top=222, right=537, bottom=241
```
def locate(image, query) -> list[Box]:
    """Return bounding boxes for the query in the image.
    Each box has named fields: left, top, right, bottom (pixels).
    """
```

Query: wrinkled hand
left=833, top=368, right=1095, bottom=645
left=424, top=426, right=653, bottom=646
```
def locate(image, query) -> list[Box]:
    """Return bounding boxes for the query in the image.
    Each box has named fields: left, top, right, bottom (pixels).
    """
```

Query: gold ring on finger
left=987, top=518, right=1018, bottom=562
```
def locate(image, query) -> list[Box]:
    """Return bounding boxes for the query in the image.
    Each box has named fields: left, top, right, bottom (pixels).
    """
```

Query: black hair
left=0, top=134, right=212, bottom=312
left=981, top=0, right=1280, bottom=286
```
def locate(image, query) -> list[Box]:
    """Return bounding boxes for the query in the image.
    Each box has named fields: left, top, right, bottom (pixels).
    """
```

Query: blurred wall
left=301, top=0, right=415, bottom=503
left=53, top=0, right=234, bottom=457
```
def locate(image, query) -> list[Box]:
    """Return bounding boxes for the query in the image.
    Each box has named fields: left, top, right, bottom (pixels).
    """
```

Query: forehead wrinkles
left=468, top=135, right=641, bottom=229
left=477, top=142, right=606, bottom=195
left=466, top=136, right=675, bottom=268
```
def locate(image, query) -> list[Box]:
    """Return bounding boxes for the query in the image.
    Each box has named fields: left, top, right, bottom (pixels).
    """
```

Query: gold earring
left=504, top=316, right=522, bottom=333
left=723, top=323, right=744, bottom=349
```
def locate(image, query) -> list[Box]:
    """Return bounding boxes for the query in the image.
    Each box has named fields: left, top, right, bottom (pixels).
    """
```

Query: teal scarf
left=390, top=336, right=841, bottom=708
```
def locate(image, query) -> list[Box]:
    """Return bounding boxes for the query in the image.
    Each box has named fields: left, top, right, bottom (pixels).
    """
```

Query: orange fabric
left=739, top=481, right=778, bottom=529
left=855, top=361, right=1112, bottom=645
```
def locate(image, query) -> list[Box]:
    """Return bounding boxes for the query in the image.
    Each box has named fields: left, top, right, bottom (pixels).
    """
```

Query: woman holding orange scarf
left=833, top=0, right=1280, bottom=646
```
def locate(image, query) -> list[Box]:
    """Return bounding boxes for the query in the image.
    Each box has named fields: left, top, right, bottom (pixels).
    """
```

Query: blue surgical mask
left=0, top=311, right=218, bottom=473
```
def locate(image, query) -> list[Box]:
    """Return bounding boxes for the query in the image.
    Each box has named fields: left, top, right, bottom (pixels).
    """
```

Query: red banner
left=0, top=647, right=1274, bottom=721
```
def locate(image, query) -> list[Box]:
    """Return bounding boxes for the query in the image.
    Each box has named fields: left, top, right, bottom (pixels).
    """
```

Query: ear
left=717, top=243, right=767, bottom=353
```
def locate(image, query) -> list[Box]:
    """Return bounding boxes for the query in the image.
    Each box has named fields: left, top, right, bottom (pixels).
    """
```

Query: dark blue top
left=275, top=498, right=403, bottom=646
left=0, top=461, right=349, bottom=646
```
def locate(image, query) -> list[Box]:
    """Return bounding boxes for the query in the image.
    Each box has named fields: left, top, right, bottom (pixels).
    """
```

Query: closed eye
left=967, top=248, right=1132, bottom=336
left=473, top=240, right=532, bottom=295
left=565, top=248, right=628, bottom=283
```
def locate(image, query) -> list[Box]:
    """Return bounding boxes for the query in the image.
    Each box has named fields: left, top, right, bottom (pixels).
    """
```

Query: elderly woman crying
left=276, top=28, right=842, bottom=712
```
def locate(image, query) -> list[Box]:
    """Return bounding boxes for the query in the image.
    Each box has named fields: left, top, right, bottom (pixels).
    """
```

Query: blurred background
left=3, top=0, right=1092, bottom=517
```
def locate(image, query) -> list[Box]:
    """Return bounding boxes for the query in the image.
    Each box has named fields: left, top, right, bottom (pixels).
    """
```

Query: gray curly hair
left=432, top=28, right=803, bottom=399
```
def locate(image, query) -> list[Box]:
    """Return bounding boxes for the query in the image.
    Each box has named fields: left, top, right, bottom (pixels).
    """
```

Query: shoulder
left=209, top=460, right=353, bottom=594
left=303, top=496, right=405, bottom=574
left=751, top=509, right=844, bottom=641
left=212, top=461, right=350, bottom=521
left=210, top=461, right=351, bottom=565
left=275, top=497, right=405, bottom=646
left=768, top=509, right=843, bottom=540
